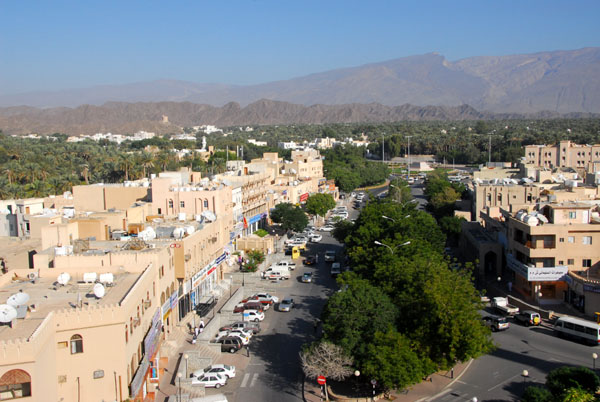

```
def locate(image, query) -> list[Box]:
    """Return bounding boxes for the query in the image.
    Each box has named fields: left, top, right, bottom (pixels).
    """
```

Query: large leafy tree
left=270, top=202, right=308, bottom=232
left=305, top=193, right=336, bottom=218
left=322, top=277, right=397, bottom=361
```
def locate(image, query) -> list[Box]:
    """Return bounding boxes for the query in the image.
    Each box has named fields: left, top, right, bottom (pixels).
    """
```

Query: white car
left=191, top=373, right=227, bottom=388
left=192, top=364, right=236, bottom=379
left=309, top=234, right=323, bottom=242
left=244, top=309, right=265, bottom=322
left=275, top=260, right=296, bottom=270
left=253, top=293, right=279, bottom=304
left=228, top=328, right=253, bottom=339
left=320, top=225, right=335, bottom=232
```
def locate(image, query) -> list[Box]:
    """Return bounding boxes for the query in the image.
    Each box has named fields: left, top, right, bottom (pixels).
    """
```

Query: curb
left=414, top=359, right=474, bottom=402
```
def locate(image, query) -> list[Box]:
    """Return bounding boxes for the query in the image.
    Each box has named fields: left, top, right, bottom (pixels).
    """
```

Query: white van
left=243, top=309, right=265, bottom=322
left=262, top=266, right=290, bottom=280
left=554, top=316, right=600, bottom=345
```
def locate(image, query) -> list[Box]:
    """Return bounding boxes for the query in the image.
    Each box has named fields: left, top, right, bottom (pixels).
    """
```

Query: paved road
left=223, top=199, right=358, bottom=402
left=430, top=312, right=599, bottom=402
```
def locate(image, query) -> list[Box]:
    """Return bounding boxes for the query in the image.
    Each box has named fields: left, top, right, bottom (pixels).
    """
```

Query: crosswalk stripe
left=240, top=373, right=250, bottom=388
left=250, top=373, right=259, bottom=387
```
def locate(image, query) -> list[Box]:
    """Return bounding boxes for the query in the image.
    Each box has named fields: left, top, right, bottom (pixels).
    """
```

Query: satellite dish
left=57, top=272, right=71, bottom=286
left=7, top=292, right=30, bottom=307
left=93, top=283, right=105, bottom=299
left=201, top=210, right=217, bottom=222
left=0, top=304, right=18, bottom=323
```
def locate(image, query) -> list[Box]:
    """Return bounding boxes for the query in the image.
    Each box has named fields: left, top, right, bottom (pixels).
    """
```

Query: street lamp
left=184, top=354, right=189, bottom=377
left=522, top=369, right=529, bottom=384
left=371, top=379, right=377, bottom=402
left=229, top=275, right=233, bottom=297
left=538, top=292, right=543, bottom=317
left=593, top=353, right=598, bottom=371
left=382, top=215, right=395, bottom=223
left=177, top=372, right=183, bottom=402
left=374, top=240, right=411, bottom=254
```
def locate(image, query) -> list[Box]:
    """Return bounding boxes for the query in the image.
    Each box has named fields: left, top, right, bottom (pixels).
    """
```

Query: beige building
left=472, top=183, right=543, bottom=223
left=73, top=183, right=150, bottom=212
left=506, top=202, right=600, bottom=307
left=524, top=140, right=600, bottom=172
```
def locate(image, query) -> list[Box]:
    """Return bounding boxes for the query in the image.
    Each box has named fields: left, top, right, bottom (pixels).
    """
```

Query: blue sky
left=1, top=0, right=598, bottom=94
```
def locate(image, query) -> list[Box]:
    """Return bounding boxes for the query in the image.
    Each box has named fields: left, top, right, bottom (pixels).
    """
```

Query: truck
left=491, top=297, right=519, bottom=316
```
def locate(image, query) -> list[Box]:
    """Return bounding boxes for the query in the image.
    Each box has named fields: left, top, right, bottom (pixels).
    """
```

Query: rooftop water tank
left=523, top=215, right=539, bottom=226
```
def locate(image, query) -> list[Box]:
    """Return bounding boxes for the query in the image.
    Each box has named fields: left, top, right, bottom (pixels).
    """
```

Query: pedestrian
left=313, top=320, right=318, bottom=334
left=192, top=334, right=197, bottom=344
left=194, top=326, right=199, bottom=337
left=199, top=320, right=205, bottom=329
left=246, top=345, right=250, bottom=357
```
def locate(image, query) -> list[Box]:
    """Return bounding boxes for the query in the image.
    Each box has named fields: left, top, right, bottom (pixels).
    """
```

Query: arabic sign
left=130, top=359, right=150, bottom=397
left=300, top=193, right=309, bottom=202
left=527, top=266, right=568, bottom=281
left=144, top=308, right=162, bottom=361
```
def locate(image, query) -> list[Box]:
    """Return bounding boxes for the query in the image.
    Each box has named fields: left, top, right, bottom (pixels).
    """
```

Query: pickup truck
left=491, top=297, right=519, bottom=316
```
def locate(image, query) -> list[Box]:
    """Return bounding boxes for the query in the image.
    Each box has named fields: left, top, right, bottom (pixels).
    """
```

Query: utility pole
left=488, top=134, right=492, bottom=166
left=406, top=136, right=412, bottom=181
left=382, top=133, right=385, bottom=163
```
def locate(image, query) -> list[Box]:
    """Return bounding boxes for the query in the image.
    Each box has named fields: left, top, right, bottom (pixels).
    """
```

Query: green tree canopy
left=305, top=193, right=336, bottom=217
left=270, top=202, right=308, bottom=232
left=546, top=366, right=600, bottom=400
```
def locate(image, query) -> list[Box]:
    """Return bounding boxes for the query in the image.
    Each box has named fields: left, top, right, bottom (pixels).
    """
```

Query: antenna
left=93, top=283, right=105, bottom=299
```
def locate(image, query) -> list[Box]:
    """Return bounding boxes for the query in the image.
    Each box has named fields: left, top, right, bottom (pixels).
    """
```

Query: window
left=180, top=201, right=185, bottom=208
left=0, top=369, right=32, bottom=399
left=558, top=260, right=564, bottom=265
left=583, top=259, right=592, bottom=268
left=568, top=236, right=575, bottom=243
left=70, top=334, right=83, bottom=354
left=168, top=200, right=173, bottom=208
left=204, top=199, right=209, bottom=208
left=157, top=208, right=162, bottom=215
left=583, top=236, right=592, bottom=245
left=559, top=238, right=564, bottom=243
left=568, top=259, right=575, bottom=265
left=569, top=211, right=577, bottom=219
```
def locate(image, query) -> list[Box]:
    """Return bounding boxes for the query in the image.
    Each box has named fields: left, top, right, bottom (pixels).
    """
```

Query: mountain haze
left=1, top=48, right=599, bottom=114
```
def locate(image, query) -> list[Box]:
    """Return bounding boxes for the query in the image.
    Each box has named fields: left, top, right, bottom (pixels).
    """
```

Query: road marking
left=240, top=373, right=250, bottom=387
left=487, top=372, right=522, bottom=392
left=250, top=373, right=259, bottom=387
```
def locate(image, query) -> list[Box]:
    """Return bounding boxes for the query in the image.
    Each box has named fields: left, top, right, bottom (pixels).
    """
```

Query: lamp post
left=406, top=136, right=412, bottom=182
left=382, top=215, right=395, bottom=223
left=374, top=240, right=411, bottom=254
left=371, top=379, right=377, bottom=402
left=593, top=353, right=598, bottom=371
left=177, top=372, right=183, bottom=402
left=538, top=292, right=543, bottom=318
left=184, top=354, right=189, bottom=377
left=522, top=369, right=529, bottom=384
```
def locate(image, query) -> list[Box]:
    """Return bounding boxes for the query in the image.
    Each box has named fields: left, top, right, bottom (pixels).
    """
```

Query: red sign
left=300, top=193, right=309, bottom=203
left=317, top=375, right=326, bottom=385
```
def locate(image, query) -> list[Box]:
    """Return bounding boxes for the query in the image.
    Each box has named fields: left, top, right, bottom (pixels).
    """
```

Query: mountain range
left=0, top=48, right=599, bottom=135
left=2, top=47, right=599, bottom=114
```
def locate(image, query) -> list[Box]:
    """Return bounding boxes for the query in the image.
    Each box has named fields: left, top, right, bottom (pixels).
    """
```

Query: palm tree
left=118, top=153, right=135, bottom=181
left=138, top=152, right=155, bottom=178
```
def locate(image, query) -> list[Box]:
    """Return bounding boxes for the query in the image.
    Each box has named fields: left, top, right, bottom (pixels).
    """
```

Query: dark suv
left=483, top=315, right=510, bottom=332
left=514, top=310, right=541, bottom=327
left=219, top=336, right=243, bottom=353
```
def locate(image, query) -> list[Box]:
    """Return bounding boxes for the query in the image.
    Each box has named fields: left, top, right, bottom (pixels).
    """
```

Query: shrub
left=254, top=229, right=268, bottom=237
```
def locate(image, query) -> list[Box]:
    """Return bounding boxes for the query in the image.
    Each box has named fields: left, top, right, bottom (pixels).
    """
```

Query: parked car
left=218, top=336, right=243, bottom=353
left=303, top=255, right=317, bottom=265
left=219, top=321, right=261, bottom=334
left=320, top=225, right=335, bottom=232
left=514, top=310, right=541, bottom=327
left=287, top=240, right=307, bottom=249
left=302, top=272, right=313, bottom=283
left=275, top=260, right=296, bottom=270
left=331, top=262, right=341, bottom=277
left=192, top=364, right=236, bottom=379
left=483, top=315, right=510, bottom=332
left=324, top=250, right=336, bottom=262
left=252, top=293, right=279, bottom=304
left=309, top=234, right=323, bottom=242
left=215, top=330, right=249, bottom=345
left=233, top=301, right=266, bottom=313
left=279, top=298, right=294, bottom=312
left=191, top=373, right=227, bottom=388
left=244, top=309, right=265, bottom=322
left=228, top=328, right=253, bottom=339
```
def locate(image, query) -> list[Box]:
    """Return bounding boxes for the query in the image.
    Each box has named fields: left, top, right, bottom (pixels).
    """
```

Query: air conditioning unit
left=143, top=300, right=151, bottom=308
left=132, top=317, right=141, bottom=327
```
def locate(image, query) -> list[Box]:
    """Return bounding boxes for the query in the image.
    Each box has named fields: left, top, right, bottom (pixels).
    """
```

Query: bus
left=554, top=316, right=600, bottom=345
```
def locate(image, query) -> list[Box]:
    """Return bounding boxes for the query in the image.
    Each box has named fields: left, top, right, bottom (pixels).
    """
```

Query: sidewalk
left=302, top=360, right=473, bottom=402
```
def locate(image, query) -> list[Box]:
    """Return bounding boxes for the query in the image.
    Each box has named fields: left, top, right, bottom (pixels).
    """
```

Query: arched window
left=0, top=369, right=32, bottom=399
left=70, top=334, right=83, bottom=354
left=203, top=199, right=208, bottom=208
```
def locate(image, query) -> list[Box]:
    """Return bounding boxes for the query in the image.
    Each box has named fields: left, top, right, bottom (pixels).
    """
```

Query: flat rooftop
left=0, top=270, right=139, bottom=341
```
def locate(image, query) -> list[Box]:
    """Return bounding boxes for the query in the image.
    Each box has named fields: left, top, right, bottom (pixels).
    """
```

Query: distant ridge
left=1, top=48, right=599, bottom=114
left=1, top=100, right=597, bottom=136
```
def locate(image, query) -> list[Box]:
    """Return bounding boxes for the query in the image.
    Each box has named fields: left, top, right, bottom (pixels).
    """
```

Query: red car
left=233, top=301, right=266, bottom=313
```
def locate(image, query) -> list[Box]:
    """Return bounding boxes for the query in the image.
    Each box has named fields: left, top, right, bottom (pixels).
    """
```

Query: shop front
left=130, top=308, right=163, bottom=401
left=507, top=253, right=568, bottom=302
